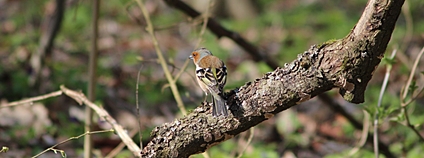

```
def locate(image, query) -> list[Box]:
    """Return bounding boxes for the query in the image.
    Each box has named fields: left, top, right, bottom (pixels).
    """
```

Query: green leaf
left=407, top=81, right=418, bottom=97
left=396, top=110, right=406, bottom=122
left=382, top=55, right=396, bottom=65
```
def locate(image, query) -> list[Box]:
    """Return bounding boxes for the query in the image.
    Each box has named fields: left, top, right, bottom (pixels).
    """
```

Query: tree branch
left=163, top=0, right=280, bottom=69
left=141, top=0, right=404, bottom=157
left=60, top=86, right=141, bottom=156
left=30, top=0, right=65, bottom=86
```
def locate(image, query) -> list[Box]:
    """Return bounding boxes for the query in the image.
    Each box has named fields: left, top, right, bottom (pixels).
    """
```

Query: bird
left=189, top=47, right=228, bottom=116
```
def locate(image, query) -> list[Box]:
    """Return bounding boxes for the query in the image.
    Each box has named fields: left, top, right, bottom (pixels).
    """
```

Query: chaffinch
left=189, top=47, right=228, bottom=116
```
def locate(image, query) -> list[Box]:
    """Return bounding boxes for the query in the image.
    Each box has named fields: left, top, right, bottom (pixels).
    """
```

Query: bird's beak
left=189, top=55, right=193, bottom=59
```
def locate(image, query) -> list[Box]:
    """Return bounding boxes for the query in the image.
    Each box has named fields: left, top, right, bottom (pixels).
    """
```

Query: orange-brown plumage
left=198, top=55, right=224, bottom=69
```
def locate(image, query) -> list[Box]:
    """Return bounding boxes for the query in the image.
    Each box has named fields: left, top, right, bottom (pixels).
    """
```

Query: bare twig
left=399, top=47, right=424, bottom=142
left=32, top=130, right=113, bottom=158
left=135, top=0, right=187, bottom=115
left=2, top=85, right=140, bottom=157
left=401, top=47, right=424, bottom=102
left=402, top=88, right=424, bottom=106
left=349, top=110, right=370, bottom=156
left=193, top=0, right=212, bottom=49
left=0, top=90, right=62, bottom=108
left=172, top=0, right=214, bottom=93
left=173, top=0, right=213, bottom=86
left=173, top=59, right=190, bottom=81
left=401, top=107, right=424, bottom=142
left=236, top=127, right=254, bottom=158
left=84, top=0, right=100, bottom=157
left=60, top=85, right=141, bottom=156
left=136, top=66, right=144, bottom=150
left=373, top=49, right=397, bottom=158
left=396, top=0, right=414, bottom=69
left=105, top=129, right=139, bottom=158
left=319, top=93, right=394, bottom=157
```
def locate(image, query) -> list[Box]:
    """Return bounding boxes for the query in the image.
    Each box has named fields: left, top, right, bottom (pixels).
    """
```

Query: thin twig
left=401, top=107, right=424, bottom=142
left=319, top=92, right=395, bottom=157
left=401, top=0, right=413, bottom=54
left=0, top=90, right=62, bottom=108
left=136, top=65, right=144, bottom=150
left=403, top=88, right=424, bottom=106
left=3, top=86, right=141, bottom=157
left=373, top=49, right=397, bottom=158
left=173, top=59, right=190, bottom=81
left=399, top=47, right=424, bottom=142
left=84, top=0, right=100, bottom=156
left=60, top=85, right=141, bottom=156
left=401, top=47, right=424, bottom=107
left=349, top=110, right=370, bottom=156
left=236, top=127, right=254, bottom=158
left=401, top=47, right=424, bottom=103
left=105, top=129, right=139, bottom=158
left=32, top=129, right=114, bottom=158
left=395, top=0, right=414, bottom=70
left=171, top=0, right=214, bottom=96
left=193, top=0, right=212, bottom=49
left=172, top=0, right=213, bottom=84
left=135, top=0, right=187, bottom=115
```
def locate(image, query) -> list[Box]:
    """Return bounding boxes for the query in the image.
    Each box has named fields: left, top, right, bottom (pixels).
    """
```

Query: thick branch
left=339, top=0, right=402, bottom=103
left=141, top=0, right=404, bottom=157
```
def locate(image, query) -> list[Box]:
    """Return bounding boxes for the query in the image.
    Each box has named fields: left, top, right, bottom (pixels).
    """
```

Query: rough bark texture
left=141, top=0, right=404, bottom=157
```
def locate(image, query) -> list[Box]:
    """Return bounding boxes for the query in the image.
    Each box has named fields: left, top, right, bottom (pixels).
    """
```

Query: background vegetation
left=0, top=0, right=423, bottom=157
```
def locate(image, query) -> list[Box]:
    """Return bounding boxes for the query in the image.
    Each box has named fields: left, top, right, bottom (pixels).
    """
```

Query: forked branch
left=141, top=0, right=405, bottom=157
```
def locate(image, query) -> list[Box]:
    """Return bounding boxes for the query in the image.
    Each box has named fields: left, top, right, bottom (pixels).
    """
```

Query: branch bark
left=141, top=0, right=404, bottom=157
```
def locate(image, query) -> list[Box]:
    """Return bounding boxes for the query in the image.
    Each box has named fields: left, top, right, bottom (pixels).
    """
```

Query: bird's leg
left=202, top=94, right=209, bottom=104
left=202, top=94, right=213, bottom=110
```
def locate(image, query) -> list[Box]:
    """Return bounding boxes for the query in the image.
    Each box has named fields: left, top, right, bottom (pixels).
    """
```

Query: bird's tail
left=212, top=95, right=228, bottom=116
